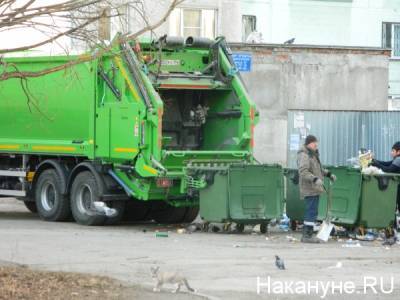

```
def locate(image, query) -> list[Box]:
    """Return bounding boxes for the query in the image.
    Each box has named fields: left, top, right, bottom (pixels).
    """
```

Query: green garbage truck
left=0, top=36, right=260, bottom=225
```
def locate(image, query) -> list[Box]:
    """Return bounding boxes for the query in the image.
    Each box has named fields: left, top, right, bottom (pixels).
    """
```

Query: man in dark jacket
left=297, top=135, right=336, bottom=243
left=371, top=141, right=400, bottom=212
left=371, top=142, right=400, bottom=173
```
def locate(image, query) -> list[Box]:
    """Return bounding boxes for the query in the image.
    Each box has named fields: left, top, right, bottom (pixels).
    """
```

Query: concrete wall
left=230, top=44, right=390, bottom=165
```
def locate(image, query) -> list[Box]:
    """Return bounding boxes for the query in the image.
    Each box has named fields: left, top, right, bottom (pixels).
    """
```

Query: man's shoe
left=301, top=225, right=321, bottom=244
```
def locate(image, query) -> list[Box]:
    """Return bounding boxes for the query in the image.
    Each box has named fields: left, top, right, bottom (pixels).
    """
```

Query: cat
left=150, top=266, right=195, bottom=293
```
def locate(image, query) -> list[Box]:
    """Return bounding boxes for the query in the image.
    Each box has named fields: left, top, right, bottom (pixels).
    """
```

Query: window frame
left=242, top=15, right=257, bottom=42
left=181, top=9, right=202, bottom=38
left=382, top=22, right=400, bottom=60
left=171, top=7, right=217, bottom=39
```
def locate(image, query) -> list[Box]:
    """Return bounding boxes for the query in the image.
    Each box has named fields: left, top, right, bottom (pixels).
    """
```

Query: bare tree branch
left=0, top=0, right=184, bottom=81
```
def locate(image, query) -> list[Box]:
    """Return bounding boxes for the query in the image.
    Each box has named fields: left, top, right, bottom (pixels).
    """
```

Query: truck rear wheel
left=24, top=201, right=37, bottom=213
left=150, top=201, right=187, bottom=224
left=104, top=201, right=126, bottom=225
left=123, top=200, right=152, bottom=222
left=35, top=169, right=70, bottom=221
left=183, top=206, right=199, bottom=223
left=70, top=171, right=106, bottom=226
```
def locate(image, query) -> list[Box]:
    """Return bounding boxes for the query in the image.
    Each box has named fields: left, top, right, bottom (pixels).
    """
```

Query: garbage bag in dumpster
left=200, top=164, right=284, bottom=225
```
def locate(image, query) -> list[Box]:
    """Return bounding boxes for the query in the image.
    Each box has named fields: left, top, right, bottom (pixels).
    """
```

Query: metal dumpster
left=285, top=167, right=399, bottom=229
left=284, top=169, right=327, bottom=223
left=200, top=164, right=284, bottom=230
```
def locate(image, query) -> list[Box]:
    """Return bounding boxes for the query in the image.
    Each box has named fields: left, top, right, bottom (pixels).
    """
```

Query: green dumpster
left=358, top=174, right=399, bottom=228
left=284, top=169, right=327, bottom=222
left=200, top=164, right=284, bottom=227
left=285, top=167, right=399, bottom=229
left=319, top=167, right=362, bottom=225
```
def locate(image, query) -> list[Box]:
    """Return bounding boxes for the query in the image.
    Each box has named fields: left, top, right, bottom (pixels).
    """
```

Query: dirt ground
left=0, top=198, right=399, bottom=300
left=0, top=265, right=125, bottom=300
left=0, top=264, right=201, bottom=300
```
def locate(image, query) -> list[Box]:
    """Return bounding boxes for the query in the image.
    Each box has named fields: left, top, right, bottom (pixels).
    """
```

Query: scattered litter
left=177, top=228, right=186, bottom=234
left=396, top=214, right=400, bottom=229
left=362, top=166, right=383, bottom=175
left=252, top=224, right=261, bottom=233
left=275, top=255, right=285, bottom=270
left=142, top=229, right=147, bottom=233
left=342, top=239, right=361, bottom=248
left=265, top=237, right=269, bottom=241
left=233, top=244, right=241, bottom=248
left=186, top=224, right=198, bottom=233
left=332, top=226, right=348, bottom=237
left=359, top=150, right=373, bottom=169
left=385, top=246, right=391, bottom=250
left=279, top=214, right=290, bottom=232
left=356, top=232, right=376, bottom=241
left=155, top=231, right=169, bottom=238
left=269, top=219, right=277, bottom=227
left=328, top=262, right=343, bottom=269
left=286, top=235, right=299, bottom=242
left=382, top=236, right=397, bottom=246
left=211, top=225, right=221, bottom=233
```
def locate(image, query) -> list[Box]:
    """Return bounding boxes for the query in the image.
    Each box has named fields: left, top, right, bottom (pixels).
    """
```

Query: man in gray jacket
left=297, top=135, right=336, bottom=243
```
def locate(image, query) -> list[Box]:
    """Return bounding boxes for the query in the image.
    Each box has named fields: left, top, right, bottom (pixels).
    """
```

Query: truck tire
left=70, top=171, right=106, bottom=226
left=104, top=201, right=126, bottom=225
left=123, top=200, right=152, bottom=222
left=150, top=201, right=187, bottom=224
left=183, top=206, right=199, bottom=223
left=24, top=201, right=37, bottom=213
left=35, top=169, right=71, bottom=221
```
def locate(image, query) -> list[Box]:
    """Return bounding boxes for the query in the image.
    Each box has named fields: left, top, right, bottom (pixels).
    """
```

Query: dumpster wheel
left=236, top=223, right=245, bottom=233
left=260, top=223, right=268, bottom=234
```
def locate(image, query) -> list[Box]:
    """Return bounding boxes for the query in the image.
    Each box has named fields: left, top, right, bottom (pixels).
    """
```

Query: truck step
left=0, top=170, right=26, bottom=177
left=0, top=189, right=26, bottom=197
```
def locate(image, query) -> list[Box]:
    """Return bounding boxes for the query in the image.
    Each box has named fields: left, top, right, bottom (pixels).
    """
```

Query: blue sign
left=232, top=53, right=252, bottom=72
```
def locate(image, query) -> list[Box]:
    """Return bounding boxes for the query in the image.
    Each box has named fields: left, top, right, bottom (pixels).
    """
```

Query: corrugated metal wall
left=287, top=111, right=400, bottom=168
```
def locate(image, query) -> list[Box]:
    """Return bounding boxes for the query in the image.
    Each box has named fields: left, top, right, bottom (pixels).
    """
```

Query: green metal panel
left=358, top=175, right=399, bottom=228
left=199, top=171, right=230, bottom=222
left=320, top=167, right=362, bottom=225
left=0, top=56, right=96, bottom=157
left=200, top=164, right=284, bottom=223
left=229, top=165, right=283, bottom=222
left=284, top=169, right=304, bottom=221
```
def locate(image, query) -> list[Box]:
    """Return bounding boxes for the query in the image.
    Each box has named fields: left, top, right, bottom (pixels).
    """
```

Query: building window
left=242, top=15, right=257, bottom=42
left=382, top=22, right=400, bottom=58
left=169, top=8, right=216, bottom=39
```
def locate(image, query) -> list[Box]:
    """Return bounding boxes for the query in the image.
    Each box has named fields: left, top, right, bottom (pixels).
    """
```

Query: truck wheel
left=24, top=201, right=37, bottom=213
left=104, top=201, right=126, bottom=225
left=150, top=201, right=187, bottom=224
left=35, top=169, right=71, bottom=221
left=70, top=171, right=106, bottom=226
left=183, top=206, right=199, bottom=223
left=123, top=200, right=152, bottom=222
